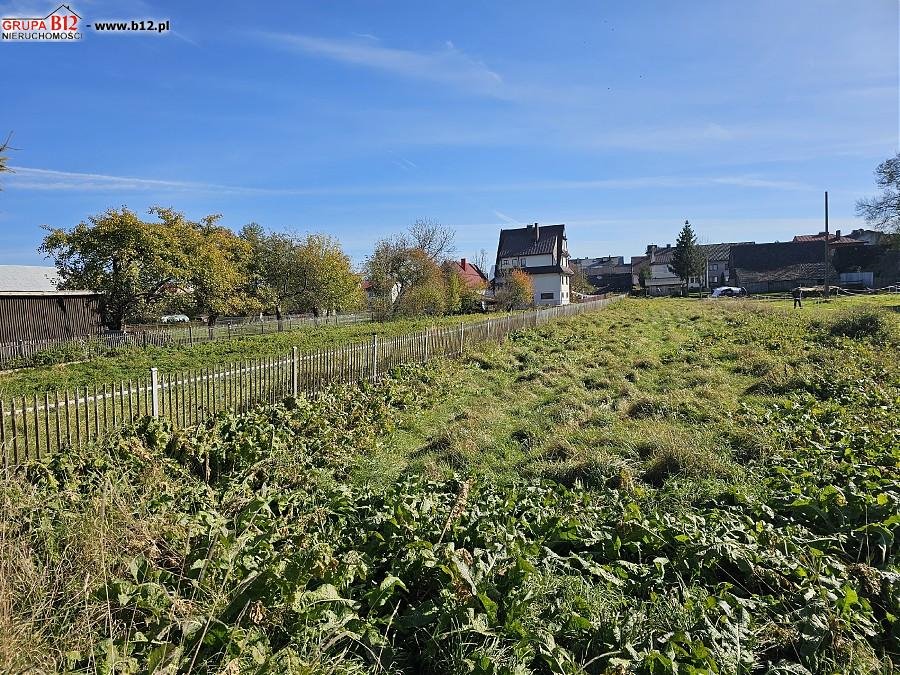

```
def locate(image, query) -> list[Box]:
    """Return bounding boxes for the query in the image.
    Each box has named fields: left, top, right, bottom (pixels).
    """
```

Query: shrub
left=827, top=307, right=892, bottom=341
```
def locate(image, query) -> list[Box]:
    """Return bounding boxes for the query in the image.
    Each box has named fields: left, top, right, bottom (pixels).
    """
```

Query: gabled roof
left=793, top=233, right=861, bottom=246
left=651, top=242, right=750, bottom=265
left=731, top=242, right=837, bottom=283
left=0, top=265, right=61, bottom=292
left=497, top=223, right=566, bottom=258
left=447, top=258, right=488, bottom=288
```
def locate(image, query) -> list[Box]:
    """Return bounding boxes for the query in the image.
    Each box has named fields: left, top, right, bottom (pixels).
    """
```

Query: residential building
left=571, top=255, right=624, bottom=271
left=585, top=264, right=634, bottom=293
left=644, top=242, right=749, bottom=295
left=792, top=230, right=863, bottom=247
left=446, top=258, right=488, bottom=290
left=847, top=228, right=890, bottom=246
left=730, top=242, right=835, bottom=293
left=494, top=223, right=574, bottom=306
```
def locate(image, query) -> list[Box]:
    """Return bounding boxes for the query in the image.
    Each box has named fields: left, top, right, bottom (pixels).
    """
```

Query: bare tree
left=408, top=218, right=456, bottom=263
left=472, top=248, right=489, bottom=274
left=0, top=132, right=15, bottom=185
left=856, top=152, right=900, bottom=235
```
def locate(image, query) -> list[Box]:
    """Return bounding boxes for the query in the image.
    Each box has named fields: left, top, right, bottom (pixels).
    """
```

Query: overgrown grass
left=0, top=311, right=494, bottom=400
left=1, top=297, right=898, bottom=673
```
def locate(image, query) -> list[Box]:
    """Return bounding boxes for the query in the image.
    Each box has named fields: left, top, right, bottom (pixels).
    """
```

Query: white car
left=710, top=286, right=747, bottom=298
left=160, top=314, right=191, bottom=323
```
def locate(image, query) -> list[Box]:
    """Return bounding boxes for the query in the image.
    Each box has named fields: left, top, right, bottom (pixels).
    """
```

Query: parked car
left=710, top=286, right=747, bottom=298
left=160, top=314, right=190, bottom=323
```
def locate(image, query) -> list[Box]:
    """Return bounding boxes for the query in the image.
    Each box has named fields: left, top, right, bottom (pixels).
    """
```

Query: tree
left=638, top=266, right=651, bottom=295
left=571, top=267, right=595, bottom=296
left=669, top=220, right=704, bottom=296
left=41, top=207, right=261, bottom=329
left=0, top=132, right=13, bottom=184
left=471, top=248, right=489, bottom=275
left=241, top=225, right=363, bottom=318
left=292, top=234, right=365, bottom=316
left=41, top=207, right=192, bottom=330
left=151, top=207, right=259, bottom=326
left=240, top=223, right=295, bottom=319
left=365, top=220, right=457, bottom=318
left=856, top=153, right=900, bottom=237
left=495, top=268, right=533, bottom=310
left=408, top=218, right=456, bottom=262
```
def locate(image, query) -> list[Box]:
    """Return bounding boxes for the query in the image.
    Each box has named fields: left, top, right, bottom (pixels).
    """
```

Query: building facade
left=494, top=223, right=574, bottom=306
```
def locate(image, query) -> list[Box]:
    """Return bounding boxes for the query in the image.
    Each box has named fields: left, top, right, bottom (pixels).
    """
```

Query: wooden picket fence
left=0, top=296, right=623, bottom=468
left=0, top=311, right=372, bottom=369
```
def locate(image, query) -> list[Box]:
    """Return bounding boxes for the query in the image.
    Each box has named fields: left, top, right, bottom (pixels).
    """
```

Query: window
left=540, top=292, right=554, bottom=300
left=711, top=263, right=718, bottom=271
left=521, top=257, right=527, bottom=267
left=501, top=258, right=510, bottom=267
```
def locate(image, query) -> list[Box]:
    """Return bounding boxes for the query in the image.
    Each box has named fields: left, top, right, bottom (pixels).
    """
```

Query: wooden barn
left=0, top=266, right=102, bottom=344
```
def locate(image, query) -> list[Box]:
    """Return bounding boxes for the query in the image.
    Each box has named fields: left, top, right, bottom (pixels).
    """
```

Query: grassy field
left=0, top=311, right=497, bottom=400
left=1, top=296, right=898, bottom=673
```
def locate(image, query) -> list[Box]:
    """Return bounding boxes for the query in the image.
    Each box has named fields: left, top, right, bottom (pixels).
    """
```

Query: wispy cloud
left=6, top=166, right=816, bottom=196
left=492, top=210, right=520, bottom=225
left=259, top=32, right=505, bottom=97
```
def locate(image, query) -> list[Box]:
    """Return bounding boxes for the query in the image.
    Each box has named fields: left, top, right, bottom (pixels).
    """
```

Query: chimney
left=835, top=229, right=841, bottom=238
left=533, top=222, right=540, bottom=241
left=460, top=258, right=466, bottom=268
left=648, top=244, right=657, bottom=263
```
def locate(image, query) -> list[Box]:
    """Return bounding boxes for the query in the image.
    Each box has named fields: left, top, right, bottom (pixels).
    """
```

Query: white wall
left=532, top=273, right=569, bottom=306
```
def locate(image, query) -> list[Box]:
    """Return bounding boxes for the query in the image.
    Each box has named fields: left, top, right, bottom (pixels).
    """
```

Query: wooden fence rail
left=0, top=311, right=373, bottom=369
left=0, top=296, right=623, bottom=468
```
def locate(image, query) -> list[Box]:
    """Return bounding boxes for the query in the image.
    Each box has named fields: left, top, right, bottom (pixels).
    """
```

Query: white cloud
left=259, top=32, right=505, bottom=97
left=6, top=166, right=817, bottom=196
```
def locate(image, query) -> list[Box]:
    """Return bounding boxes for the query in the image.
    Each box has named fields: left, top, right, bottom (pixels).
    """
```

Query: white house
left=645, top=242, right=750, bottom=295
left=493, top=223, right=574, bottom=306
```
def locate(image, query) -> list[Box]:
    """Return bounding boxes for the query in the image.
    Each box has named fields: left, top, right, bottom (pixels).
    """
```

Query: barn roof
left=0, top=265, right=60, bottom=292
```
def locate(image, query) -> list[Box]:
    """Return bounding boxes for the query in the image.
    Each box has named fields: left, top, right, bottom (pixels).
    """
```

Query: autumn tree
left=151, top=207, right=259, bottom=326
left=495, top=268, right=533, bottom=310
left=669, top=220, right=704, bottom=296
left=242, top=225, right=363, bottom=318
left=856, top=153, right=900, bottom=238
left=365, top=220, right=457, bottom=318
left=41, top=207, right=191, bottom=330
left=292, top=234, right=365, bottom=316
left=240, top=223, right=297, bottom=319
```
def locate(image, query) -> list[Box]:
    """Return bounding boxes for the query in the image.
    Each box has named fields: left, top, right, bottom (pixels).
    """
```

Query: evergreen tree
left=669, top=220, right=704, bottom=296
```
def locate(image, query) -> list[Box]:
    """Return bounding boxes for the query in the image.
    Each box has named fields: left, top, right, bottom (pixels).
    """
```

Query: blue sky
left=1, top=0, right=897, bottom=266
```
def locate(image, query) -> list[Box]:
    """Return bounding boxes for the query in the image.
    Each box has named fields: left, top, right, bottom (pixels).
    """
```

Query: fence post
left=372, top=334, right=379, bottom=380
left=188, top=325, right=194, bottom=346
left=150, top=367, right=159, bottom=418
left=459, top=322, right=465, bottom=355
left=291, top=347, right=299, bottom=398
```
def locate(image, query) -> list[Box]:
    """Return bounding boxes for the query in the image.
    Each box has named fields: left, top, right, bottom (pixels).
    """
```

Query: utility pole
left=824, top=191, right=830, bottom=300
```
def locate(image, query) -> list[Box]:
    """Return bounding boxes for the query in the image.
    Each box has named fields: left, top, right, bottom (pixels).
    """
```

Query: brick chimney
left=460, top=258, right=466, bottom=268
left=835, top=229, right=841, bottom=238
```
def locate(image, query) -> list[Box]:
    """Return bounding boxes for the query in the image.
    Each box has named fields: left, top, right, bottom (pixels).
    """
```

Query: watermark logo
left=2, top=4, right=82, bottom=41
left=2, top=3, right=171, bottom=41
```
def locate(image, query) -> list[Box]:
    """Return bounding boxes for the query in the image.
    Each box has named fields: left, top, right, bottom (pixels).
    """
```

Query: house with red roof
left=446, top=258, right=488, bottom=290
